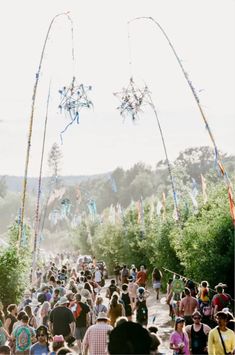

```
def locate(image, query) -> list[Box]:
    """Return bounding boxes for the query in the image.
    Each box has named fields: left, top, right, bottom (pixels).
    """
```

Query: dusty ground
left=72, top=279, right=173, bottom=354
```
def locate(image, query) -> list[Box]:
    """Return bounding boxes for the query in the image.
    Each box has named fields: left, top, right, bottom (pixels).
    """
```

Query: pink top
left=170, top=330, right=190, bottom=355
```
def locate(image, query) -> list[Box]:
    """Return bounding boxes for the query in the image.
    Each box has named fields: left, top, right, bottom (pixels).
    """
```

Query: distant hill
left=1, top=173, right=111, bottom=193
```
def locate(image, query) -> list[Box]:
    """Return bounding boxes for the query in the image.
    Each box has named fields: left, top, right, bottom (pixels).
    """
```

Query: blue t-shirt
left=30, top=342, right=49, bottom=354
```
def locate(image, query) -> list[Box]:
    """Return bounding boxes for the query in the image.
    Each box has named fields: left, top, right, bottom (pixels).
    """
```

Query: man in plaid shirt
left=83, top=312, right=113, bottom=355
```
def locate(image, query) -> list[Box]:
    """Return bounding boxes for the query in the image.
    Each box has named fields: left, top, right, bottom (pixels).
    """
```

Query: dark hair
left=184, top=287, right=191, bottom=296
left=56, top=347, right=72, bottom=354
left=216, top=286, right=223, bottom=293
left=149, top=332, right=161, bottom=351
left=201, top=281, right=208, bottom=287
left=111, top=294, right=119, bottom=307
left=192, top=311, right=202, bottom=319
left=17, top=310, right=27, bottom=321
left=147, top=325, right=158, bottom=333
left=84, top=282, right=93, bottom=294
left=122, top=284, right=128, bottom=291
left=75, top=294, right=82, bottom=302
left=0, top=345, right=11, bottom=354
left=108, top=321, right=151, bottom=354
left=24, top=305, right=32, bottom=317
left=21, top=314, right=29, bottom=323
left=216, top=311, right=228, bottom=320
left=7, top=304, right=17, bottom=313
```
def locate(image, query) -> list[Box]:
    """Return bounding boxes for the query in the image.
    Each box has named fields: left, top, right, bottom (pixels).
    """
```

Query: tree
left=48, top=143, right=63, bottom=185
left=172, top=183, right=234, bottom=293
left=0, top=222, right=31, bottom=308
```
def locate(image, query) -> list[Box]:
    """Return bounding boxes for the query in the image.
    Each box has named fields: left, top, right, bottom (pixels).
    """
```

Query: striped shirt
left=83, top=321, right=113, bottom=355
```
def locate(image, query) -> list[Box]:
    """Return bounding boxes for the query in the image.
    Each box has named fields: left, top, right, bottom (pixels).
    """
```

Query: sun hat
left=57, top=296, right=69, bottom=305
left=175, top=317, right=185, bottom=324
left=53, top=335, right=65, bottom=342
left=215, top=283, right=227, bottom=289
left=40, top=284, right=49, bottom=292
left=96, top=312, right=110, bottom=321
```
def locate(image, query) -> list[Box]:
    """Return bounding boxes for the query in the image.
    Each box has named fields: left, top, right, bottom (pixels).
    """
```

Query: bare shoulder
left=185, top=324, right=192, bottom=334
left=203, top=323, right=211, bottom=334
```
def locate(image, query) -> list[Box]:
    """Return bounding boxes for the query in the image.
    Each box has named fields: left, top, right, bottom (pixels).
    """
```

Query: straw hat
left=57, top=296, right=69, bottom=305
left=96, top=312, right=110, bottom=321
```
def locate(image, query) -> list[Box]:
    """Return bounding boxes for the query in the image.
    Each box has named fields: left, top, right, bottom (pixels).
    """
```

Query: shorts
left=75, top=327, right=87, bottom=341
left=153, top=281, right=161, bottom=289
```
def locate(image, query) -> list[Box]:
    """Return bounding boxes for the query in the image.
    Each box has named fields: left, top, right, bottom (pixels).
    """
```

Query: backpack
left=15, top=326, right=31, bottom=352
left=136, top=299, right=148, bottom=322
left=73, top=302, right=82, bottom=320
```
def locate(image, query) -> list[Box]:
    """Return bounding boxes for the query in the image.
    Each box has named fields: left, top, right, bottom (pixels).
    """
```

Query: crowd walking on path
left=0, top=252, right=234, bottom=354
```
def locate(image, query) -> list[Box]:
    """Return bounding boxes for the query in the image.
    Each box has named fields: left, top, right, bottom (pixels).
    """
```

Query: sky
left=0, top=0, right=234, bottom=177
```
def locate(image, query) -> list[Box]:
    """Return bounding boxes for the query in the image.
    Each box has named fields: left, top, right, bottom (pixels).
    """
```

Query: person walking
left=107, top=293, right=125, bottom=327
left=49, top=296, right=75, bottom=343
left=137, top=266, right=147, bottom=288
left=72, top=294, right=90, bottom=355
left=152, top=268, right=162, bottom=301
left=82, top=312, right=113, bottom=355
left=208, top=311, right=235, bottom=355
left=185, top=311, right=211, bottom=354
left=179, top=287, right=198, bottom=325
left=12, top=314, right=36, bottom=355
left=29, top=325, right=49, bottom=354
left=169, top=317, right=190, bottom=355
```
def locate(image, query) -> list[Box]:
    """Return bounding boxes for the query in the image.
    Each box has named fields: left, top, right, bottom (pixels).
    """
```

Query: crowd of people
left=0, top=253, right=234, bottom=354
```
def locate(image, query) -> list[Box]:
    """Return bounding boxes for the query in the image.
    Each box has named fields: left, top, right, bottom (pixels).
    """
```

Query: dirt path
left=102, top=281, right=173, bottom=355
left=147, top=290, right=173, bottom=354
left=71, top=280, right=174, bottom=354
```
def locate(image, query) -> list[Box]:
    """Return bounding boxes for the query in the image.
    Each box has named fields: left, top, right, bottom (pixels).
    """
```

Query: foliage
left=172, top=184, right=234, bottom=291
left=0, top=223, right=31, bottom=308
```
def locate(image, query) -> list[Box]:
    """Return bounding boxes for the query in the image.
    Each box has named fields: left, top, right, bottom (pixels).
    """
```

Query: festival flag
left=188, top=190, right=198, bottom=209
left=218, top=160, right=225, bottom=176
left=110, top=175, right=117, bottom=193
left=228, top=186, right=235, bottom=225
left=88, top=199, right=97, bottom=220
left=200, top=174, right=208, bottom=203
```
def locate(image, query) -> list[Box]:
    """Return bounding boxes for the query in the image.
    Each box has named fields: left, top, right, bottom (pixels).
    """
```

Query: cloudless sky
left=0, top=0, right=234, bottom=177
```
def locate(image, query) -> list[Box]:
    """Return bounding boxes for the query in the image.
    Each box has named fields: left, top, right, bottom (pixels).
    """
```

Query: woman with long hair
left=24, top=305, right=37, bottom=329
left=169, top=317, right=190, bottom=355
left=39, top=301, right=51, bottom=327
left=108, top=292, right=125, bottom=327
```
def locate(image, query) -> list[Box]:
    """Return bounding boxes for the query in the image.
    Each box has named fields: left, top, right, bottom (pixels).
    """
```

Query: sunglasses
left=37, top=333, right=46, bottom=337
left=193, top=317, right=201, bottom=320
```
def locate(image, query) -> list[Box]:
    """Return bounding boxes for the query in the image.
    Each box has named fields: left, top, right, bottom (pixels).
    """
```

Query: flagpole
left=18, top=12, right=74, bottom=248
